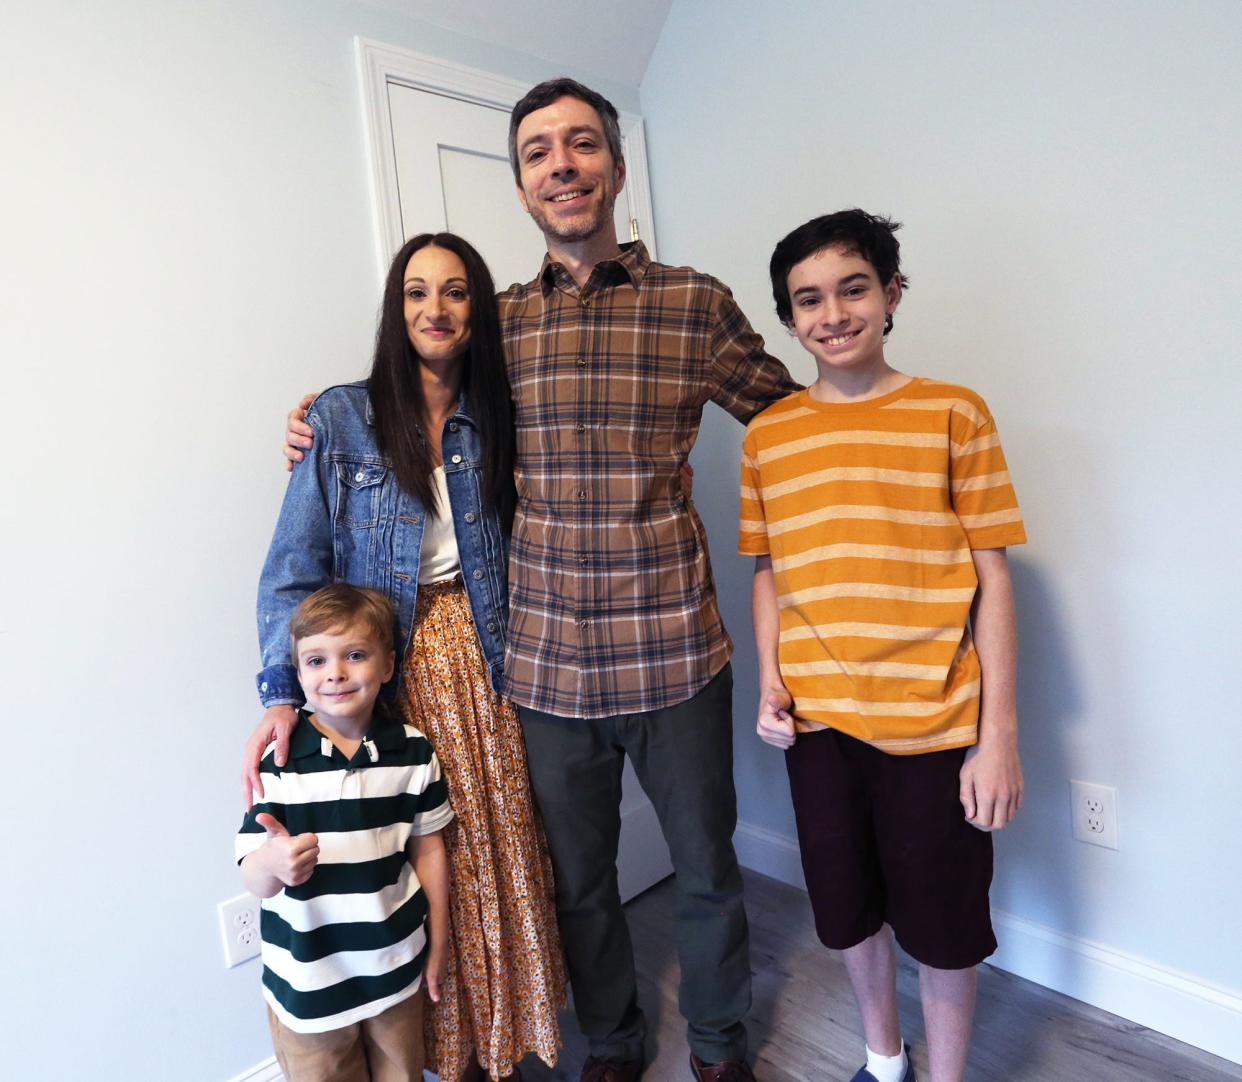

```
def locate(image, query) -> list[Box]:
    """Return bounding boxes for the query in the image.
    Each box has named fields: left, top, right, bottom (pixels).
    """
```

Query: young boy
left=739, top=210, right=1026, bottom=1082
left=236, top=584, right=453, bottom=1082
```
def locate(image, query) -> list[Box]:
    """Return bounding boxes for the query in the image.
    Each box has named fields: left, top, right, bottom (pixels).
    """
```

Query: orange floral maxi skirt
left=400, top=577, right=566, bottom=1080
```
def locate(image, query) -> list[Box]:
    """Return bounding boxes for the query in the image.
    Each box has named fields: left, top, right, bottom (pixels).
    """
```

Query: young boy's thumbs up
left=256, top=812, right=290, bottom=837
left=254, top=812, right=320, bottom=888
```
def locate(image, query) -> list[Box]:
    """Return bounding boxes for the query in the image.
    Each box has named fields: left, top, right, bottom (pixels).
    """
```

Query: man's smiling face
left=514, top=94, right=626, bottom=246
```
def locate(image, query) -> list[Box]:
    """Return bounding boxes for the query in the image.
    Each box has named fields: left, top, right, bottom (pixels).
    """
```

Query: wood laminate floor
left=516, top=868, right=1240, bottom=1082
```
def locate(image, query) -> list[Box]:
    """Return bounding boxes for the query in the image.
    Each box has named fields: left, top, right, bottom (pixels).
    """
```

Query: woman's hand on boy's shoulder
left=756, top=684, right=797, bottom=749
left=959, top=736, right=1023, bottom=831
left=242, top=704, right=298, bottom=807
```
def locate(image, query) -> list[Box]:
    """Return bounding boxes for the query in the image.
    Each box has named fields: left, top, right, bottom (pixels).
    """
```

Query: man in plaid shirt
left=279, top=77, right=797, bottom=1082
left=504, top=80, right=797, bottom=1082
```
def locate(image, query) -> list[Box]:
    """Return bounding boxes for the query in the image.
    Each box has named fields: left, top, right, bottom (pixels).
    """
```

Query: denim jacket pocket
left=335, top=460, right=386, bottom=528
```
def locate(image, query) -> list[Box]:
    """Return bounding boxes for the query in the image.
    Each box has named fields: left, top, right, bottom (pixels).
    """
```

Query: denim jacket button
left=465, top=512, right=477, bottom=523
left=354, top=470, right=365, bottom=482
left=451, top=454, right=462, bottom=464
left=260, top=681, right=269, bottom=692
left=486, top=621, right=497, bottom=633
left=472, top=568, right=484, bottom=580
left=449, top=421, right=459, bottom=432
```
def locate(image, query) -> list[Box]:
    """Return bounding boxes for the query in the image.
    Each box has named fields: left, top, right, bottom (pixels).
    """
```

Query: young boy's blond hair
left=288, top=583, right=394, bottom=656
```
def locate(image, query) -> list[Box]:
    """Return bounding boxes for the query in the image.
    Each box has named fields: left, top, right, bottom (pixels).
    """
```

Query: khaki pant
left=267, top=989, right=425, bottom=1082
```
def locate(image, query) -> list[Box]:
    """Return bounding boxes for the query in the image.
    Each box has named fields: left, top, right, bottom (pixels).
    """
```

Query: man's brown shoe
left=580, top=1055, right=643, bottom=1082
left=689, top=1053, right=756, bottom=1081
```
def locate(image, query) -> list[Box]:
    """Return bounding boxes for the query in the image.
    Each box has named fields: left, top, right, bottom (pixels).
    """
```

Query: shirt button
left=354, top=470, right=365, bottom=482
left=578, top=618, right=589, bottom=628
left=575, top=422, right=586, bottom=434
left=578, top=555, right=588, bottom=566
left=577, top=489, right=587, bottom=500
left=464, top=511, right=477, bottom=523
left=472, top=568, right=484, bottom=580
left=451, top=454, right=462, bottom=464
left=576, top=356, right=587, bottom=368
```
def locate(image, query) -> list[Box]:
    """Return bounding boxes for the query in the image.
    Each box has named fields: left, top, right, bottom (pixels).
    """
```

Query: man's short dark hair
left=508, top=77, right=624, bottom=180
left=770, top=209, right=911, bottom=334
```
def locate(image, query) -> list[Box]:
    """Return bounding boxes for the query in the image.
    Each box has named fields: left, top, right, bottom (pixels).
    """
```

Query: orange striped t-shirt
left=738, top=378, right=1026, bottom=755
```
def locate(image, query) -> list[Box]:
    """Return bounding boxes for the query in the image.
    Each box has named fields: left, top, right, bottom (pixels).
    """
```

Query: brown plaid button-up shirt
left=497, top=241, right=799, bottom=719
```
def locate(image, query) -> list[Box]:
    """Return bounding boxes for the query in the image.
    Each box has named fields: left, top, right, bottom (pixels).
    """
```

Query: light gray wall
left=641, top=0, right=1241, bottom=1015
left=0, top=3, right=638, bottom=1079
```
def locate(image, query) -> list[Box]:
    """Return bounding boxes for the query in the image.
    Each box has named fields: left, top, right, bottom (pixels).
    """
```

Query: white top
left=418, top=465, right=462, bottom=584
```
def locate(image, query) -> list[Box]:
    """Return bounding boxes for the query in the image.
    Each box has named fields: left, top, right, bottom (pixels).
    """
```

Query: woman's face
left=402, top=245, right=471, bottom=365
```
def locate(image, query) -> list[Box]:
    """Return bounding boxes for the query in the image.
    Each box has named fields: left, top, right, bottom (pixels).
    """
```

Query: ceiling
left=358, top=0, right=676, bottom=88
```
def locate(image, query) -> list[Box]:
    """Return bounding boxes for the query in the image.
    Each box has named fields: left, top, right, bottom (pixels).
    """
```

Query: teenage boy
left=270, top=77, right=798, bottom=1082
left=740, top=210, right=1026, bottom=1082
left=237, top=584, right=452, bottom=1082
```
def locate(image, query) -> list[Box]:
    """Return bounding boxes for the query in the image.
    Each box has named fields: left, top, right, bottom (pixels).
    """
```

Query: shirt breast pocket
left=335, top=460, right=387, bottom=528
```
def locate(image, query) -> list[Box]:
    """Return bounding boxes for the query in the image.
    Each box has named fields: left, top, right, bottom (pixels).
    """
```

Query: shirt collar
left=538, top=240, right=649, bottom=297
left=288, top=708, right=406, bottom=761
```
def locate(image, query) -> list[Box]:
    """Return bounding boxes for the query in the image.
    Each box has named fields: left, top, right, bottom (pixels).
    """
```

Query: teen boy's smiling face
left=786, top=246, right=901, bottom=377
left=295, top=626, right=395, bottom=736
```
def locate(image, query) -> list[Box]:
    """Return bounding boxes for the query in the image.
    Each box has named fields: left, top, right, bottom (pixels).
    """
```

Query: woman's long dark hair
left=369, top=232, right=515, bottom=526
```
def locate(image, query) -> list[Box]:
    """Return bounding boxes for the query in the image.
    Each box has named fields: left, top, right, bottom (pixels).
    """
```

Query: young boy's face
left=295, top=623, right=395, bottom=734
left=786, top=246, right=901, bottom=376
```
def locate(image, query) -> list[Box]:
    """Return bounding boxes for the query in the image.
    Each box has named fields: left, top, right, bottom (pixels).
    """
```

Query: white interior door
left=367, top=52, right=672, bottom=903
left=387, top=88, right=633, bottom=291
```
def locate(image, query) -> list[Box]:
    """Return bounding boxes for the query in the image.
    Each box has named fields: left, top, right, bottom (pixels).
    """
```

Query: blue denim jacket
left=256, top=380, right=509, bottom=707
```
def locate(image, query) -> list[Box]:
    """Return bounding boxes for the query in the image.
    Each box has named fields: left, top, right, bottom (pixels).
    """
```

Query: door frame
left=355, top=37, right=659, bottom=279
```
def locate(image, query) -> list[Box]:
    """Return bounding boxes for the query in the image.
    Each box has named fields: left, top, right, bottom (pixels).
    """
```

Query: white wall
left=0, top=3, right=638, bottom=1079
left=640, top=0, right=1242, bottom=1062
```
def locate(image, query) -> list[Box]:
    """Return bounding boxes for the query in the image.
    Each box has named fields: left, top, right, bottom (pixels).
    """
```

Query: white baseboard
left=734, top=817, right=807, bottom=890
left=988, top=909, right=1242, bottom=1065
left=225, top=1059, right=283, bottom=1082
left=733, top=819, right=1242, bottom=1066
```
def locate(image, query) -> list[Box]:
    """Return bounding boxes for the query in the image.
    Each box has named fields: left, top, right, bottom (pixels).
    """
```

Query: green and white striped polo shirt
left=236, top=711, right=452, bottom=1033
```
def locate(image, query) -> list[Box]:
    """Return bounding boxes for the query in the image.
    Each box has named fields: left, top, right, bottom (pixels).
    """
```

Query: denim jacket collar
left=363, top=389, right=477, bottom=432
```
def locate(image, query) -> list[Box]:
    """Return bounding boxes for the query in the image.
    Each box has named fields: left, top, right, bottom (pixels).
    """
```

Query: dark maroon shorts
left=785, top=727, right=996, bottom=970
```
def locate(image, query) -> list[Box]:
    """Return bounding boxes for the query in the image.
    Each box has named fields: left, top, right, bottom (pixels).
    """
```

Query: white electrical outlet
left=218, top=892, right=263, bottom=967
left=1070, top=780, right=1119, bottom=849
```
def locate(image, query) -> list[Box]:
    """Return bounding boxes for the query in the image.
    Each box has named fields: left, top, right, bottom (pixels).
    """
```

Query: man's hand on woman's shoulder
left=283, top=392, right=317, bottom=471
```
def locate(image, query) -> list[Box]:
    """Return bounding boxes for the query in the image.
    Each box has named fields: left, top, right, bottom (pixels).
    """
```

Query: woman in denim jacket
left=247, top=233, right=564, bottom=1081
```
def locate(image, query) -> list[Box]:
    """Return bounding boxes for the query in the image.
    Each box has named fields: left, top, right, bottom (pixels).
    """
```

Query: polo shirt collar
left=289, top=709, right=406, bottom=761
left=538, top=240, right=649, bottom=297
